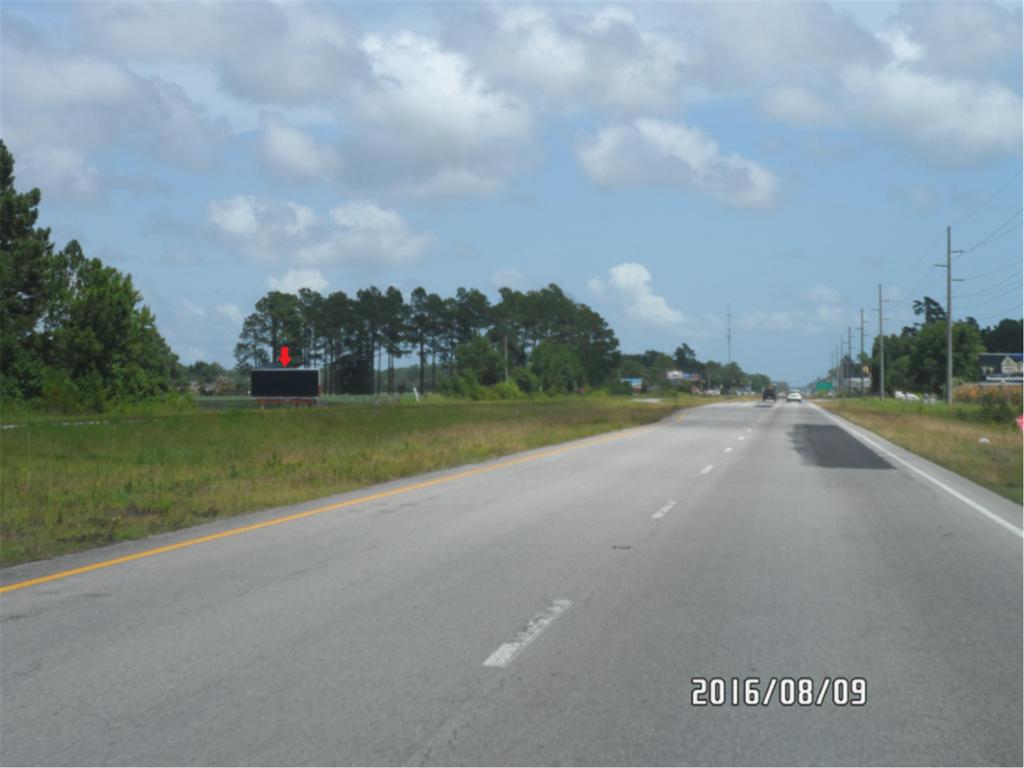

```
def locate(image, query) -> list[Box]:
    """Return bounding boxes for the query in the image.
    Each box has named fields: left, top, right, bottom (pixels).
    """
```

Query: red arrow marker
left=279, top=346, right=291, bottom=367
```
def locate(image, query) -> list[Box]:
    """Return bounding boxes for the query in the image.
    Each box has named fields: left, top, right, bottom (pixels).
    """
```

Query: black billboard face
left=250, top=369, right=319, bottom=398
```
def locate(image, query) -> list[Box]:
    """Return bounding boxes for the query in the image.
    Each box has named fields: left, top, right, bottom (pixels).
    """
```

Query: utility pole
left=726, top=305, right=732, bottom=365
left=859, top=309, right=865, bottom=396
left=946, top=226, right=953, bottom=405
left=839, top=341, right=844, bottom=397
left=936, top=226, right=964, bottom=404
left=878, top=284, right=889, bottom=400
left=847, top=327, right=853, bottom=397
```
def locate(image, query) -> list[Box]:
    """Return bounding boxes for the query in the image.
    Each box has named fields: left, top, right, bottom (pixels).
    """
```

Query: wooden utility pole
left=946, top=226, right=953, bottom=404
left=937, top=226, right=964, bottom=404
left=859, top=309, right=865, bottom=396
left=878, top=284, right=888, bottom=399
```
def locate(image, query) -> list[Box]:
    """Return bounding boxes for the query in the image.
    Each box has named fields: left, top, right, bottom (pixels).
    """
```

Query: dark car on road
left=762, top=386, right=776, bottom=402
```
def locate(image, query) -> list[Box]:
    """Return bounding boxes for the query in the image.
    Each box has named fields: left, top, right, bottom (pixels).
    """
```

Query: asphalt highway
left=2, top=401, right=1021, bottom=766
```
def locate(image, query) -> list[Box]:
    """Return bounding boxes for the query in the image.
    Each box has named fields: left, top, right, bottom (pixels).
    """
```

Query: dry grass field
left=820, top=398, right=1022, bottom=505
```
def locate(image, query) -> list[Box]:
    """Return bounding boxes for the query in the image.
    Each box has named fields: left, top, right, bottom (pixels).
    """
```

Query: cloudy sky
left=3, top=1, right=1022, bottom=384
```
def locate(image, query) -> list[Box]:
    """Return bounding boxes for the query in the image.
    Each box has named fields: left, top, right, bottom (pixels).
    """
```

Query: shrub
left=512, top=367, right=540, bottom=395
left=529, top=341, right=585, bottom=394
left=979, top=389, right=1019, bottom=423
left=954, top=383, right=1022, bottom=424
left=492, top=380, right=525, bottom=400
left=607, top=379, right=636, bottom=396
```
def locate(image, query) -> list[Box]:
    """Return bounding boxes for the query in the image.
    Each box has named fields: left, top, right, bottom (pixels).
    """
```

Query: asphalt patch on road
left=789, top=424, right=893, bottom=470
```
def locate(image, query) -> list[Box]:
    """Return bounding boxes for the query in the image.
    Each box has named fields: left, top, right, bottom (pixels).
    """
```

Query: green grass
left=194, top=393, right=420, bottom=410
left=820, top=398, right=1023, bottom=505
left=0, top=397, right=690, bottom=567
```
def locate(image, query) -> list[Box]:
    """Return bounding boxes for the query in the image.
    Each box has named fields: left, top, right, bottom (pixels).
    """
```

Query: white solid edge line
left=700, top=464, right=715, bottom=475
left=652, top=500, right=677, bottom=519
left=483, top=599, right=572, bottom=668
left=816, top=406, right=1023, bottom=538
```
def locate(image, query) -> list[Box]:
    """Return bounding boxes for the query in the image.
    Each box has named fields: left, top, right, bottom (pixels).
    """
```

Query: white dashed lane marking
left=483, top=599, right=572, bottom=668
left=652, top=500, right=676, bottom=520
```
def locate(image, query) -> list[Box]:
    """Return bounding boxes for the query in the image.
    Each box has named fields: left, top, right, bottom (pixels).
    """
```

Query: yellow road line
left=1, top=423, right=656, bottom=594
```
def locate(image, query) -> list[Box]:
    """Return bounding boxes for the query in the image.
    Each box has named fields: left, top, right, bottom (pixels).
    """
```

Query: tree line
left=233, top=285, right=777, bottom=397
left=0, top=141, right=180, bottom=411
left=233, top=283, right=622, bottom=396
left=827, top=296, right=1022, bottom=396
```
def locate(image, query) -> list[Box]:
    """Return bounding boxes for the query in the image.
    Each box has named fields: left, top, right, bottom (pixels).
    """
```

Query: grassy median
left=0, top=396, right=689, bottom=567
left=819, top=398, right=1023, bottom=505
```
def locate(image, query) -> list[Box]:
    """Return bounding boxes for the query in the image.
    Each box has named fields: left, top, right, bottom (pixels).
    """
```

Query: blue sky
left=3, top=1, right=1021, bottom=385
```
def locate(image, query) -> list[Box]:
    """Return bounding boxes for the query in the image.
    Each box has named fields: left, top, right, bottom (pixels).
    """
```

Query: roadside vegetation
left=0, top=396, right=695, bottom=567
left=822, top=295, right=1021, bottom=399
left=820, top=396, right=1023, bottom=504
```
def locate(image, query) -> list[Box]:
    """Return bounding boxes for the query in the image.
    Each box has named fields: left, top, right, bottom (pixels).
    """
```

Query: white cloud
left=357, top=32, right=530, bottom=147
left=841, top=63, right=1022, bottom=161
left=590, top=262, right=686, bottom=327
left=813, top=305, right=845, bottom=325
left=18, top=147, right=101, bottom=201
left=439, top=4, right=689, bottom=113
left=670, top=2, right=883, bottom=89
left=660, top=3, right=1020, bottom=164
left=342, top=31, right=533, bottom=197
left=393, top=169, right=505, bottom=200
left=736, top=310, right=804, bottom=333
left=805, top=284, right=841, bottom=305
left=760, top=86, right=836, bottom=126
left=182, top=299, right=207, bottom=318
left=216, top=303, right=245, bottom=324
left=578, top=118, right=779, bottom=209
left=876, top=28, right=924, bottom=67
left=267, top=269, right=328, bottom=294
left=259, top=112, right=341, bottom=181
left=880, top=2, right=1022, bottom=81
left=2, top=24, right=229, bottom=178
left=296, top=201, right=434, bottom=266
left=208, top=196, right=433, bottom=267
left=77, top=1, right=366, bottom=105
left=208, top=195, right=316, bottom=260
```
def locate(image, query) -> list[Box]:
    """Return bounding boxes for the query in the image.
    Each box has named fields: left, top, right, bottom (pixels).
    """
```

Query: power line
left=904, top=258, right=946, bottom=300
left=892, top=167, right=1022, bottom=289
left=961, top=221, right=1022, bottom=257
left=956, top=269, right=1023, bottom=300
left=958, top=283, right=1022, bottom=312
left=961, top=208, right=1023, bottom=253
left=961, top=259, right=1022, bottom=281
left=955, top=168, right=1023, bottom=227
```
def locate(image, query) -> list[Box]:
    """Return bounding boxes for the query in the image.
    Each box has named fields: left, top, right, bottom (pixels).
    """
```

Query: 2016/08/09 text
left=691, top=677, right=867, bottom=707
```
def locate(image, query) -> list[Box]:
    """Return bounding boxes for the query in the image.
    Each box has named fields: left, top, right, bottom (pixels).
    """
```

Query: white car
left=786, top=391, right=803, bottom=403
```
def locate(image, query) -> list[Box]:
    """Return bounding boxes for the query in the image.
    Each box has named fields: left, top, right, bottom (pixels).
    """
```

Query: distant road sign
left=816, top=381, right=833, bottom=392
